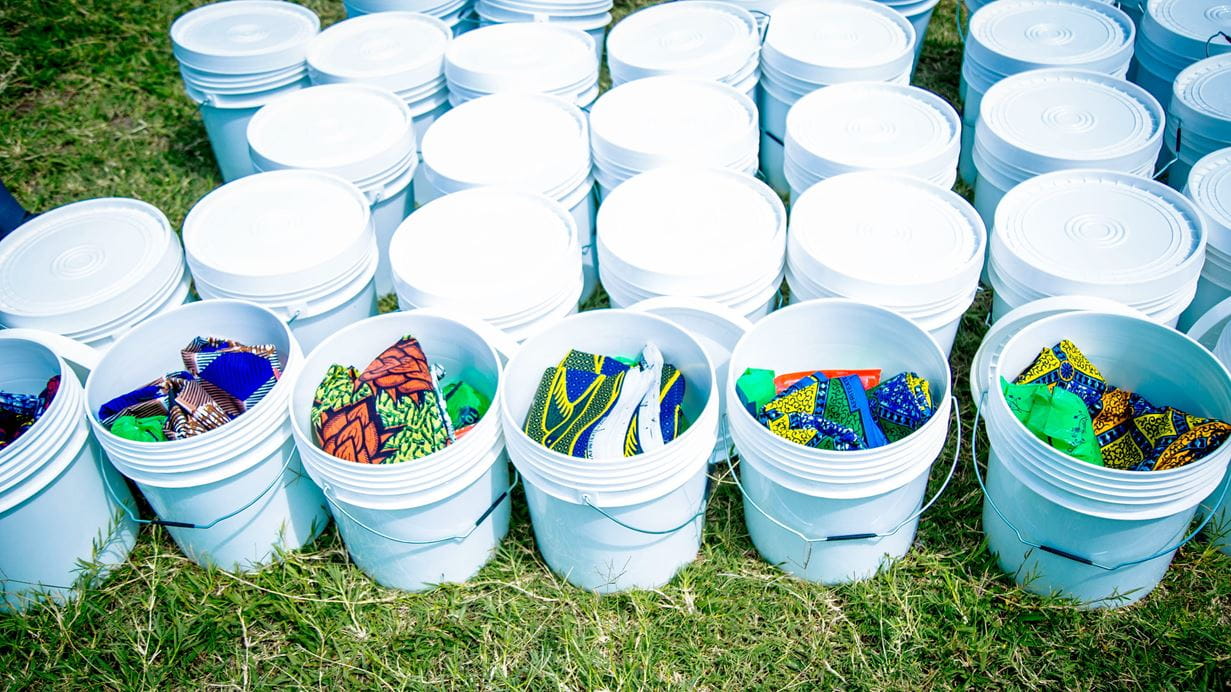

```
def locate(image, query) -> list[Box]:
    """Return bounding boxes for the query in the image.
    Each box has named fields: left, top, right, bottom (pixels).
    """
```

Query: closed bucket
left=344, top=0, right=476, bottom=35
left=183, top=170, right=379, bottom=353
left=1178, top=149, right=1231, bottom=329
left=444, top=23, right=598, bottom=106
left=786, top=172, right=986, bottom=356
left=975, top=310, right=1231, bottom=607
left=288, top=311, right=513, bottom=590
left=170, top=1, right=321, bottom=181
left=1129, top=0, right=1231, bottom=108
left=0, top=331, right=138, bottom=612
left=473, top=6, right=612, bottom=63
left=0, top=198, right=190, bottom=350
left=84, top=300, right=329, bottom=572
left=499, top=309, right=719, bottom=593
left=725, top=299, right=957, bottom=584
left=1164, top=55, right=1231, bottom=191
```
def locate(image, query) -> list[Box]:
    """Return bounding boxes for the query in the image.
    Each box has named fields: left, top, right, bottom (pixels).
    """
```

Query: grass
left=2, top=0, right=1231, bottom=687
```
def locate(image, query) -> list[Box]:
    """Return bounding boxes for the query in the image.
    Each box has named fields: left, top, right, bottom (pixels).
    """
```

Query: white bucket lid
left=1171, top=54, right=1231, bottom=142
left=992, top=169, right=1207, bottom=298
left=789, top=171, right=986, bottom=305
left=966, top=0, right=1134, bottom=77
left=762, top=0, right=914, bottom=85
left=0, top=199, right=184, bottom=336
left=246, top=83, right=416, bottom=186
left=389, top=187, right=580, bottom=318
left=589, top=76, right=758, bottom=170
left=606, top=0, right=758, bottom=83
left=306, top=12, right=451, bottom=93
left=1143, top=0, right=1231, bottom=59
left=420, top=93, right=590, bottom=198
left=976, top=68, right=1163, bottom=172
left=171, top=0, right=320, bottom=75
left=596, top=166, right=785, bottom=297
left=183, top=170, right=373, bottom=297
left=1187, top=147, right=1231, bottom=252
left=969, top=295, right=1146, bottom=403
left=785, top=82, right=960, bottom=177
left=444, top=23, right=596, bottom=94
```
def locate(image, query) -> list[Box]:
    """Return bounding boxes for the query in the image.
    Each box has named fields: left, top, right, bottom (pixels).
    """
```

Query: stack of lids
left=444, top=23, right=599, bottom=107
left=987, top=169, right=1206, bottom=326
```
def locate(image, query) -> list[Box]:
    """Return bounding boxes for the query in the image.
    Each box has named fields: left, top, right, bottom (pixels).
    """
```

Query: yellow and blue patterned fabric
left=1013, top=341, right=1231, bottom=471
left=867, top=372, right=934, bottom=443
left=759, top=373, right=888, bottom=450
left=523, top=347, right=687, bottom=458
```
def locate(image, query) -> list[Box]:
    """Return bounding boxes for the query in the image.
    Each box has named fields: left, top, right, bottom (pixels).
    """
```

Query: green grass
left=3, top=0, right=1231, bottom=687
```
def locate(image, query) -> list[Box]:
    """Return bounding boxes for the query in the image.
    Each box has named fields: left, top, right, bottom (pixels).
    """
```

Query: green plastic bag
left=1000, top=377, right=1103, bottom=466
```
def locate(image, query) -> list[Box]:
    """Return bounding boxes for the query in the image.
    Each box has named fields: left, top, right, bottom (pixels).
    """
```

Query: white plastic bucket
left=287, top=311, right=513, bottom=590
left=499, top=309, right=719, bottom=592
left=975, top=310, right=1231, bottom=607
left=724, top=299, right=957, bottom=584
left=1178, top=149, right=1231, bottom=329
left=1185, top=296, right=1231, bottom=554
left=444, top=23, right=598, bottom=106
left=84, top=300, right=329, bottom=572
left=0, top=198, right=190, bottom=350
left=786, top=172, right=986, bottom=356
left=343, top=0, right=476, bottom=34
left=171, top=1, right=321, bottom=181
left=246, top=83, right=418, bottom=296
left=597, top=166, right=786, bottom=322
left=390, top=187, right=583, bottom=341
left=0, top=331, right=138, bottom=612
left=183, top=170, right=379, bottom=353
left=1164, top=55, right=1231, bottom=192
left=1128, top=0, right=1231, bottom=108
left=783, top=82, right=961, bottom=196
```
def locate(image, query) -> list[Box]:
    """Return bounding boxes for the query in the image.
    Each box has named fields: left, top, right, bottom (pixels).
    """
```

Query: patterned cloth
left=0, top=376, right=59, bottom=450
left=1001, top=377, right=1102, bottom=466
left=1013, top=341, right=1231, bottom=471
left=867, top=372, right=935, bottom=443
left=758, top=372, right=887, bottom=450
left=522, top=345, right=687, bottom=459
left=311, top=335, right=458, bottom=464
left=97, top=337, right=282, bottom=441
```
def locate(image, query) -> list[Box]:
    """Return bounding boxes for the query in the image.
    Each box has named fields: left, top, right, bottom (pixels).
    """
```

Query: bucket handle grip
left=319, top=469, right=518, bottom=545
left=725, top=396, right=963, bottom=560
left=971, top=392, right=1231, bottom=571
left=101, top=454, right=296, bottom=530
left=579, top=492, right=708, bottom=536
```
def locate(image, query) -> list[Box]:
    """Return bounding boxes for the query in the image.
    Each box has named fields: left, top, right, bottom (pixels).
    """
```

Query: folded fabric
left=522, top=344, right=687, bottom=459
left=0, top=375, right=59, bottom=449
left=1001, top=377, right=1103, bottom=466
left=312, top=335, right=456, bottom=464
left=97, top=337, right=281, bottom=441
left=760, top=372, right=888, bottom=449
left=867, top=372, right=935, bottom=444
left=1014, top=340, right=1231, bottom=471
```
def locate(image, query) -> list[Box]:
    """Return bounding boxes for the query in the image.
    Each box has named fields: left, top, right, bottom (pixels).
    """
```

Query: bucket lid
left=789, top=171, right=986, bottom=305
left=171, top=0, right=320, bottom=75
left=762, top=0, right=914, bottom=85
left=966, top=0, right=1134, bottom=76
left=1143, top=0, right=1231, bottom=59
left=0, top=199, right=184, bottom=335
left=183, top=170, right=373, bottom=298
left=444, top=23, right=596, bottom=95
left=976, top=68, right=1163, bottom=171
left=246, top=83, right=416, bottom=185
left=1171, top=54, right=1231, bottom=143
left=589, top=76, right=758, bottom=169
left=420, top=93, right=590, bottom=197
left=992, top=169, right=1206, bottom=297
left=969, top=295, right=1146, bottom=403
left=596, top=166, right=785, bottom=297
left=389, top=187, right=580, bottom=318
left=785, top=82, right=960, bottom=176
left=606, top=0, right=758, bottom=83
left=1187, top=147, right=1231, bottom=252
left=306, top=11, right=451, bottom=93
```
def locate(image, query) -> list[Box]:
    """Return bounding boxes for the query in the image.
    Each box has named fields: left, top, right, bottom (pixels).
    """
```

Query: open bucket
left=498, top=309, right=719, bottom=593
left=1184, top=298, right=1231, bottom=554
left=0, top=331, right=138, bottom=612
left=974, top=310, right=1231, bottom=607
left=287, top=310, right=513, bottom=591
left=84, top=300, right=329, bottom=572
left=725, top=299, right=958, bottom=584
